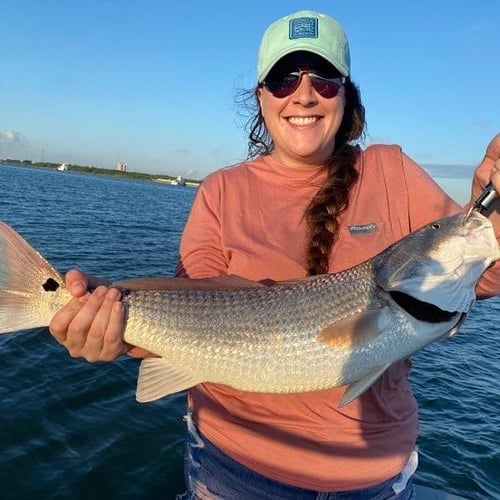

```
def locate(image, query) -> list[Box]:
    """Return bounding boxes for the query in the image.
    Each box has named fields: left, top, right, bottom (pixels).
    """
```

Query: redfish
left=0, top=212, right=498, bottom=407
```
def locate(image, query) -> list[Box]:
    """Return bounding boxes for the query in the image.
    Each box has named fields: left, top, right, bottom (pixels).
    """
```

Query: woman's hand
left=49, top=269, right=128, bottom=362
left=471, top=133, right=500, bottom=233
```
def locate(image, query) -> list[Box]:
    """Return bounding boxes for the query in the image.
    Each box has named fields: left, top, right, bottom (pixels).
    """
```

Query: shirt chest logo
left=347, top=222, right=379, bottom=235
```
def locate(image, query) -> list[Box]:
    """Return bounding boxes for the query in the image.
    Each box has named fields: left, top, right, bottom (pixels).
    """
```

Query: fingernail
left=95, top=286, right=108, bottom=298
left=78, top=293, right=90, bottom=304
left=108, top=288, right=121, bottom=301
left=71, top=281, right=87, bottom=296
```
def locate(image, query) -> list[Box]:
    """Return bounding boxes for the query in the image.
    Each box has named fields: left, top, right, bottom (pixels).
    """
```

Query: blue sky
left=1, top=1, right=498, bottom=200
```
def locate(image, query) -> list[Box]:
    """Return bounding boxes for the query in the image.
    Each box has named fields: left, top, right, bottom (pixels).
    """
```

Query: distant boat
left=171, top=175, right=186, bottom=186
left=57, top=163, right=68, bottom=172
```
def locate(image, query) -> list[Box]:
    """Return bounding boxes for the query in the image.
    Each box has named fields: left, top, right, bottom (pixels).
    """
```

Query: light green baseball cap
left=257, top=10, right=350, bottom=83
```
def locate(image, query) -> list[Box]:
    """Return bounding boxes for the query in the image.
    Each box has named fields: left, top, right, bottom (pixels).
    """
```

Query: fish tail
left=0, top=221, right=68, bottom=333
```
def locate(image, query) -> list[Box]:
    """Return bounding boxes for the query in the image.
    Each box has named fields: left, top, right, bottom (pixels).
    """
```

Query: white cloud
left=0, top=130, right=28, bottom=146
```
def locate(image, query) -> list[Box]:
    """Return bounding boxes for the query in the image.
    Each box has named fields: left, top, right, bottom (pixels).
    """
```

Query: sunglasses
left=263, top=71, right=346, bottom=99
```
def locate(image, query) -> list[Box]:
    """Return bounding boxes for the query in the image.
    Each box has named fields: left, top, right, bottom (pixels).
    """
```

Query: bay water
left=0, top=164, right=498, bottom=499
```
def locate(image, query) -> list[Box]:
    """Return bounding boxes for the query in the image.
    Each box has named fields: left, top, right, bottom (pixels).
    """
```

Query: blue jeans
left=177, top=411, right=416, bottom=500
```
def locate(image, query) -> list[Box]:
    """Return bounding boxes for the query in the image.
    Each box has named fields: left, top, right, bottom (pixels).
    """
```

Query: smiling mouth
left=287, top=116, right=320, bottom=126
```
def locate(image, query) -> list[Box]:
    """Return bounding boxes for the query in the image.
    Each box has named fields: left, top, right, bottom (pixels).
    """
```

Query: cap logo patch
left=289, top=17, right=318, bottom=40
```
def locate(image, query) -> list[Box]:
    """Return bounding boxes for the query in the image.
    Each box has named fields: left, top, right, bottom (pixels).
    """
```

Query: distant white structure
left=57, top=163, right=68, bottom=171
left=171, top=175, right=186, bottom=186
left=116, top=161, right=127, bottom=172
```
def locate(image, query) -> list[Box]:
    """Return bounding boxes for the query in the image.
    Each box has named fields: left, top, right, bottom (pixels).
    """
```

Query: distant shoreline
left=0, top=159, right=202, bottom=188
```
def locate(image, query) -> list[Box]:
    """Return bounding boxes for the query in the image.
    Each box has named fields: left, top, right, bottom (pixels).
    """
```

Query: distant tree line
left=0, top=158, right=201, bottom=185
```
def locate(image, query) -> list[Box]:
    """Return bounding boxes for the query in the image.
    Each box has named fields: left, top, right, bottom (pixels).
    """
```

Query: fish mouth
left=389, top=290, right=459, bottom=323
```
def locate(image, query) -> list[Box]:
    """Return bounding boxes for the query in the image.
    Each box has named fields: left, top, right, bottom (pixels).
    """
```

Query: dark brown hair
left=238, top=78, right=366, bottom=275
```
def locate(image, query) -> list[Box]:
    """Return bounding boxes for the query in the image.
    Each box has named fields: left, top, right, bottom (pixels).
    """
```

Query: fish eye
left=430, top=223, right=441, bottom=230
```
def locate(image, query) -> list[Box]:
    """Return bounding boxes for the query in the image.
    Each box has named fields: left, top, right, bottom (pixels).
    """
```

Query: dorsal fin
left=114, top=274, right=267, bottom=291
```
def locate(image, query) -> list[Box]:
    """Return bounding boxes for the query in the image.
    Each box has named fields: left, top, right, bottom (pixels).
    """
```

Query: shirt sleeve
left=402, top=152, right=461, bottom=230
left=176, top=175, right=229, bottom=279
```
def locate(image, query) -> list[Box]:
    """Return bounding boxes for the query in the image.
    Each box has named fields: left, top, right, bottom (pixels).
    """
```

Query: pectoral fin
left=339, top=364, right=390, bottom=408
left=317, top=308, right=392, bottom=349
left=136, top=358, right=203, bottom=402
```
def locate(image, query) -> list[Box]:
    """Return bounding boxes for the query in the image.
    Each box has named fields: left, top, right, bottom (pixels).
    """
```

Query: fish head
left=373, top=211, right=500, bottom=313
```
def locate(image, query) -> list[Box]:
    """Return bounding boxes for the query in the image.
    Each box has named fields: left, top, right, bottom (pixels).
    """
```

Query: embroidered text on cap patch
left=289, top=17, right=318, bottom=40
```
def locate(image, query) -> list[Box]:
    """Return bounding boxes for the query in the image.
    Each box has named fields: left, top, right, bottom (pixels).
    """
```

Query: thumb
left=483, top=133, right=500, bottom=162
left=65, top=269, right=89, bottom=297
left=473, top=134, right=500, bottom=191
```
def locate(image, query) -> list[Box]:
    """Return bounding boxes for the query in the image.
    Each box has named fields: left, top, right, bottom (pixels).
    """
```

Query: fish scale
left=122, top=268, right=377, bottom=349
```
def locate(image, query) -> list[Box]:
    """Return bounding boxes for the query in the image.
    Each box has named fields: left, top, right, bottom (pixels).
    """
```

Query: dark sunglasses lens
left=265, top=73, right=343, bottom=99
left=265, top=74, right=300, bottom=98
left=310, top=77, right=342, bottom=98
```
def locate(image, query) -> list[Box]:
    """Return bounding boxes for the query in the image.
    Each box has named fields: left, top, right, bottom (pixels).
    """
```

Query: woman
left=50, top=10, right=500, bottom=499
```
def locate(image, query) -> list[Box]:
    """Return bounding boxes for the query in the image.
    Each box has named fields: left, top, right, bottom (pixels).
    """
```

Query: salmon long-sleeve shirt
left=177, top=144, right=500, bottom=491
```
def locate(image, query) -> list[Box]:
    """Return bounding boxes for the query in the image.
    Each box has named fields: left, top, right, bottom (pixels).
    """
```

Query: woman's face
left=258, top=52, right=346, bottom=168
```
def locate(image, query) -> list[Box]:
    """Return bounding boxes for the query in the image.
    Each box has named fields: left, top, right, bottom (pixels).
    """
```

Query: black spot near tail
left=42, top=278, right=60, bottom=292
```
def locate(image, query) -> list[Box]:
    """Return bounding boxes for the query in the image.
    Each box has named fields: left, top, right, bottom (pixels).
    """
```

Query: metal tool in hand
left=465, top=182, right=498, bottom=218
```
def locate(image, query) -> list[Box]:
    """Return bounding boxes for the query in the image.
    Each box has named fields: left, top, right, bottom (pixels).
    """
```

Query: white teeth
left=287, top=116, right=318, bottom=126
